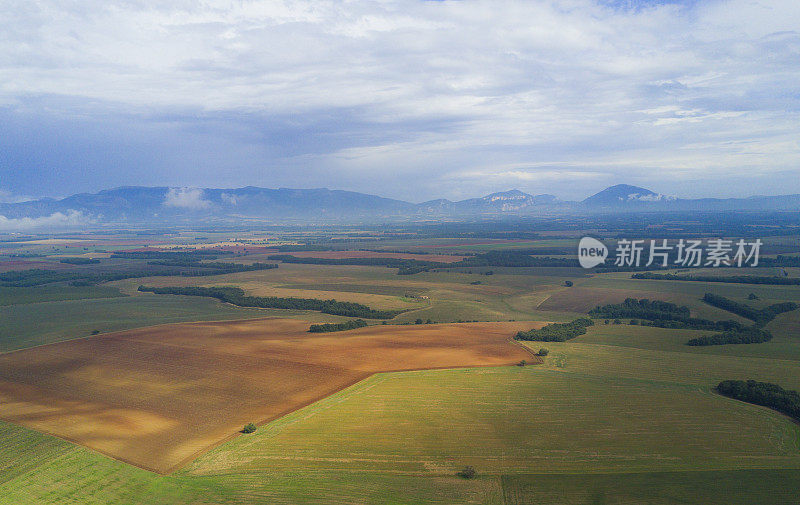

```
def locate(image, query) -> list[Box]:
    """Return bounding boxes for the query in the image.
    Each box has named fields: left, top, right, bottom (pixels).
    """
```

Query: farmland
left=1, top=349, right=799, bottom=504
left=0, top=318, right=537, bottom=473
left=2, top=224, right=800, bottom=504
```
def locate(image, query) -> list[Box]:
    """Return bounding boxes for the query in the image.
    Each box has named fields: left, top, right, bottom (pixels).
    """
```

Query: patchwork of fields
left=0, top=318, right=538, bottom=473
left=3, top=231, right=800, bottom=504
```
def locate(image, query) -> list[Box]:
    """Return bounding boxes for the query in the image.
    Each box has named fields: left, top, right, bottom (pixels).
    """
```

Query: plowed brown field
left=0, top=319, right=541, bottom=473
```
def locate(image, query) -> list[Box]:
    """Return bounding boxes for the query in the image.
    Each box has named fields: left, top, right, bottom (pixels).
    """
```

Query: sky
left=1, top=0, right=799, bottom=203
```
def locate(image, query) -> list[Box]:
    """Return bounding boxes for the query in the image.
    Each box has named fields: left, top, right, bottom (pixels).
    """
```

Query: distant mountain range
left=2, top=184, right=800, bottom=228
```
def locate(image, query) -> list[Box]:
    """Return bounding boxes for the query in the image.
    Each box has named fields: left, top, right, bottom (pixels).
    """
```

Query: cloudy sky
left=1, top=0, right=799, bottom=203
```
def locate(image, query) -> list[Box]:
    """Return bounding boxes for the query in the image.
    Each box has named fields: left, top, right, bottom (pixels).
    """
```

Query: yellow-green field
left=2, top=348, right=800, bottom=504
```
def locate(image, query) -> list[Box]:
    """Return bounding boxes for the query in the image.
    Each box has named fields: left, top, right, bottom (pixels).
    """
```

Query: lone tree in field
left=241, top=423, right=257, bottom=434
left=538, top=348, right=549, bottom=356
left=517, top=359, right=527, bottom=367
left=457, top=466, right=477, bottom=479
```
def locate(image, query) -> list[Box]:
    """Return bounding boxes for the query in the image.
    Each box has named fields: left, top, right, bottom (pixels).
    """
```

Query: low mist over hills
left=2, top=184, right=800, bottom=229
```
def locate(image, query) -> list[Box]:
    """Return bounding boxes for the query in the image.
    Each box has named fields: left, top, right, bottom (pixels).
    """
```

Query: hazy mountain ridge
left=2, top=184, right=800, bottom=227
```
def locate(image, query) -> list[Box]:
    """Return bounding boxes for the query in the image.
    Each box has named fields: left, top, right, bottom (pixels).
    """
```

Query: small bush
left=91, top=329, right=100, bottom=335
left=241, top=423, right=257, bottom=434
left=629, top=319, right=639, bottom=325
left=538, top=348, right=549, bottom=356
left=563, top=280, right=573, bottom=287
left=457, top=466, right=477, bottom=479
left=613, top=318, right=622, bottom=325
left=517, top=359, right=527, bottom=367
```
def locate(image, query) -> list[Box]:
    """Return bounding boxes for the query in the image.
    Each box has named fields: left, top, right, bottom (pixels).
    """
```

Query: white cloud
left=163, top=187, right=211, bottom=209
left=0, top=0, right=799, bottom=200
left=627, top=193, right=676, bottom=202
left=0, top=189, right=33, bottom=203
left=220, top=192, right=238, bottom=206
left=0, top=210, right=91, bottom=231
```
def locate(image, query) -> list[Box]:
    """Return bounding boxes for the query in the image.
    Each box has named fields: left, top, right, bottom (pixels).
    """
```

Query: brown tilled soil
left=0, top=319, right=541, bottom=473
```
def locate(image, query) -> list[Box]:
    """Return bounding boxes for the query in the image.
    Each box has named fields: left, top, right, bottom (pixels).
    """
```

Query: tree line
left=588, top=298, right=742, bottom=331
left=515, top=318, right=594, bottom=342
left=59, top=258, right=100, bottom=265
left=589, top=297, right=756, bottom=347
left=111, top=250, right=232, bottom=260
left=308, top=319, right=368, bottom=332
left=592, top=295, right=797, bottom=346
left=717, top=380, right=800, bottom=423
left=267, top=249, right=684, bottom=276
left=0, top=262, right=278, bottom=287
left=589, top=298, right=690, bottom=319
left=687, top=327, right=773, bottom=346
left=702, top=293, right=798, bottom=327
left=137, top=285, right=402, bottom=319
left=632, top=272, right=800, bottom=286
left=266, top=254, right=445, bottom=275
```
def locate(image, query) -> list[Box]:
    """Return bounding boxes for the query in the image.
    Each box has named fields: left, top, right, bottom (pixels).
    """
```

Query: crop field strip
left=0, top=318, right=540, bottom=473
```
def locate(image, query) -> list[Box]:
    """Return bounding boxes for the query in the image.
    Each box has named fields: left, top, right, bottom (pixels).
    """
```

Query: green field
left=2, top=362, right=800, bottom=504
left=0, top=285, right=124, bottom=306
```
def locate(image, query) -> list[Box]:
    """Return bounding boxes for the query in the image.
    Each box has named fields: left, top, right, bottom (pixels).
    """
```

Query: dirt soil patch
left=0, top=319, right=541, bottom=473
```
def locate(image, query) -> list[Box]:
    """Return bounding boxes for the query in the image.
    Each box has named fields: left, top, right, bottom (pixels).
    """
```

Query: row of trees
left=515, top=318, right=594, bottom=342
left=632, top=272, right=800, bottom=286
left=111, top=250, right=232, bottom=260
left=687, top=328, right=773, bottom=346
left=702, top=293, right=798, bottom=327
left=269, top=248, right=685, bottom=276
left=138, top=285, right=402, bottom=319
left=267, top=254, right=445, bottom=275
left=145, top=260, right=278, bottom=273
left=634, top=318, right=743, bottom=331
left=59, top=258, right=100, bottom=265
left=589, top=297, right=745, bottom=337
left=588, top=298, right=742, bottom=331
left=589, top=298, right=691, bottom=320
left=454, top=251, right=578, bottom=268
left=308, top=319, right=368, bottom=333
left=0, top=262, right=278, bottom=287
left=717, top=380, right=800, bottom=422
